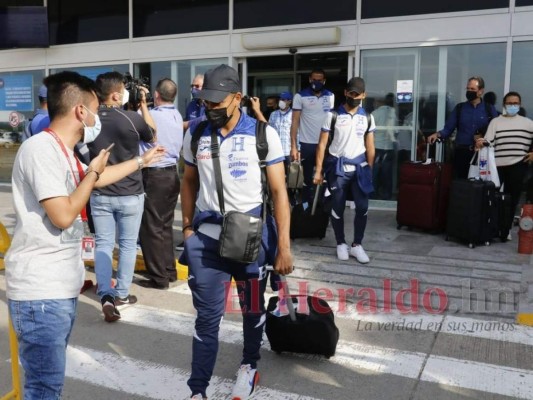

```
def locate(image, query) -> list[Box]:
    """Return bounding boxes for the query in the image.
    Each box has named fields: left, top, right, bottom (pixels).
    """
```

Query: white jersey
left=183, top=112, right=285, bottom=213
left=322, top=106, right=375, bottom=172
left=292, top=87, right=335, bottom=144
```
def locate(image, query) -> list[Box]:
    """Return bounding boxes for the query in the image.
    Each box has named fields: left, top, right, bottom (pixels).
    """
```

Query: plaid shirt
left=268, top=108, right=293, bottom=156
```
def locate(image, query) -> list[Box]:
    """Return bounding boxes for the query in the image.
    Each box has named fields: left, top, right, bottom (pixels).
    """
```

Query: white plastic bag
left=468, top=146, right=500, bottom=187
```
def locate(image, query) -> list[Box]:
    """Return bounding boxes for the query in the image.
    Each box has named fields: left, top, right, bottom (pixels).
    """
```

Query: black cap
left=194, top=64, right=241, bottom=103
left=346, top=77, right=365, bottom=94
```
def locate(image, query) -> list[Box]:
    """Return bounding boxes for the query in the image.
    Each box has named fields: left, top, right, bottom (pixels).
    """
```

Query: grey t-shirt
left=6, top=133, right=86, bottom=301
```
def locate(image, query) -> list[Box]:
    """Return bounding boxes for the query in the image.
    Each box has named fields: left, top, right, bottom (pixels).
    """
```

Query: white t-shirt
left=292, top=87, right=335, bottom=144
left=183, top=113, right=285, bottom=213
left=6, top=133, right=86, bottom=301
left=322, top=106, right=375, bottom=172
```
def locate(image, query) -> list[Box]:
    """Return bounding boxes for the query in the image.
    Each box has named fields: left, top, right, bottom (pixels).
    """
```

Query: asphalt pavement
left=1, top=183, right=533, bottom=400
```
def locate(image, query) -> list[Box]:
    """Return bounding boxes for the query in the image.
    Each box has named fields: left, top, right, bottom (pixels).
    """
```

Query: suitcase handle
left=266, top=265, right=297, bottom=322
left=426, top=139, right=444, bottom=163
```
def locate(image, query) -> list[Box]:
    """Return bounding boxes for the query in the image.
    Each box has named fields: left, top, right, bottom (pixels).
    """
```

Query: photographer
left=87, top=71, right=157, bottom=322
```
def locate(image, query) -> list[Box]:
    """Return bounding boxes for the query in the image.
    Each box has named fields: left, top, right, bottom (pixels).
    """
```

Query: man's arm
left=139, top=88, right=157, bottom=141
left=41, top=149, right=110, bottom=229
left=94, top=145, right=165, bottom=188
left=290, top=110, right=301, bottom=161
left=365, top=133, right=375, bottom=167
left=250, top=97, right=267, bottom=123
left=181, top=164, right=200, bottom=238
left=313, top=130, right=329, bottom=185
left=266, top=161, right=293, bottom=275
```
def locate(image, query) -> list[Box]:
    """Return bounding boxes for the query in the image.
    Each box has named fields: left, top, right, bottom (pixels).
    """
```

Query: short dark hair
left=503, top=91, right=521, bottom=104
left=483, top=91, right=497, bottom=106
left=96, top=71, right=124, bottom=102
left=155, top=78, right=177, bottom=102
left=310, top=68, right=326, bottom=79
left=468, top=76, right=485, bottom=90
left=43, top=71, right=98, bottom=121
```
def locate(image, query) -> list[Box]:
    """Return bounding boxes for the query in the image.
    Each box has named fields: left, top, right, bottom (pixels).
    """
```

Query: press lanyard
left=44, top=128, right=88, bottom=222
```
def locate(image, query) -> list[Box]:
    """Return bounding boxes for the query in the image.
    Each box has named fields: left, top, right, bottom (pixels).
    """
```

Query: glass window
left=2, top=1, right=43, bottom=5
left=516, top=0, right=533, bottom=6
left=360, top=42, right=506, bottom=200
left=361, top=0, right=508, bottom=19
left=0, top=69, right=45, bottom=181
left=133, top=58, right=227, bottom=117
left=47, top=0, right=128, bottom=45
left=233, top=0, right=355, bottom=29
left=50, top=65, right=129, bottom=81
left=511, top=41, right=533, bottom=118
left=133, top=0, right=228, bottom=38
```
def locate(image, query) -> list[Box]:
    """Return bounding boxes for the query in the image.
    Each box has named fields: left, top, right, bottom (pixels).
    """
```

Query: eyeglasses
left=504, top=102, right=520, bottom=106
left=191, top=84, right=201, bottom=89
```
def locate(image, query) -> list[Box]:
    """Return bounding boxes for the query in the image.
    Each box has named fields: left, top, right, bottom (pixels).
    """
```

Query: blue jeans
left=8, top=298, right=77, bottom=400
left=90, top=193, right=145, bottom=299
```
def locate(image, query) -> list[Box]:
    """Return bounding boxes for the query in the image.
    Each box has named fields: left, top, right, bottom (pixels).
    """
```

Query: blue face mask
left=82, top=106, right=102, bottom=144
left=191, top=87, right=200, bottom=97
left=505, top=105, right=520, bottom=116
left=311, top=80, right=324, bottom=92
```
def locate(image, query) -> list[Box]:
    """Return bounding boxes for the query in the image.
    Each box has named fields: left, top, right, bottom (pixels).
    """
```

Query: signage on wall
left=396, top=80, right=413, bottom=103
left=0, top=75, right=34, bottom=111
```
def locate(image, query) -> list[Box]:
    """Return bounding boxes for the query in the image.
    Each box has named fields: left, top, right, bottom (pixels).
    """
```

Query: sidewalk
left=0, top=182, right=532, bottom=324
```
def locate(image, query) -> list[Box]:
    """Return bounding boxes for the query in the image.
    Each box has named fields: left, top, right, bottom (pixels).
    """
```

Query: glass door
left=360, top=49, right=421, bottom=201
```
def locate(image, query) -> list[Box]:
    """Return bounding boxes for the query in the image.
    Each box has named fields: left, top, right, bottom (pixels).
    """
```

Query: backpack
left=455, top=101, right=494, bottom=136
left=326, top=109, right=372, bottom=155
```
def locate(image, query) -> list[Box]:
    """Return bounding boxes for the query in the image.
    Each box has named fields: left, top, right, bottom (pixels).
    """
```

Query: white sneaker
left=231, top=364, right=259, bottom=400
left=336, top=243, right=350, bottom=261
left=507, top=232, right=512, bottom=241
left=350, top=245, right=370, bottom=264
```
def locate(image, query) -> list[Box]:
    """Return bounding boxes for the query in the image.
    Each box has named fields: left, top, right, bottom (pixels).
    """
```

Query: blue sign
left=0, top=75, right=34, bottom=111
left=396, top=92, right=413, bottom=104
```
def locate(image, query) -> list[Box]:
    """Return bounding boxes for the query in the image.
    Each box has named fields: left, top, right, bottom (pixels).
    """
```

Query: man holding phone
left=87, top=71, right=157, bottom=322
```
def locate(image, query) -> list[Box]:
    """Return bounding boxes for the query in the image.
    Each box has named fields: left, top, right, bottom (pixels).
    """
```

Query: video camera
left=123, top=72, right=153, bottom=109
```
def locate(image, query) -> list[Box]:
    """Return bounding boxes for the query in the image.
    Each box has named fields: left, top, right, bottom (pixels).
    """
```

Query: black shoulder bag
left=211, top=126, right=266, bottom=264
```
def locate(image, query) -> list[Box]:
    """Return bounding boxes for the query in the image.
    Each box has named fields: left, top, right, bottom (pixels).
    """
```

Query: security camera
left=289, top=48, right=298, bottom=55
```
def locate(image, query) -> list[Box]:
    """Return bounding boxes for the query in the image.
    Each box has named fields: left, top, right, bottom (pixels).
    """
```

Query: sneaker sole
left=232, top=371, right=259, bottom=400
left=102, top=304, right=121, bottom=322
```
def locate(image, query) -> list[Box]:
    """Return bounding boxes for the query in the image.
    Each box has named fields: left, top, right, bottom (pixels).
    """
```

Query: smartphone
left=105, top=143, right=115, bottom=152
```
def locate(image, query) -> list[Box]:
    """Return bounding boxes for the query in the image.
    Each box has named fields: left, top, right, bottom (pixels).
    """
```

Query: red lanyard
left=44, top=128, right=88, bottom=222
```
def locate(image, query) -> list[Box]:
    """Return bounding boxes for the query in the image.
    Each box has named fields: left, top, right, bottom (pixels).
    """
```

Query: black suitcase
left=265, top=274, right=339, bottom=358
left=446, top=179, right=497, bottom=248
left=290, top=184, right=329, bottom=239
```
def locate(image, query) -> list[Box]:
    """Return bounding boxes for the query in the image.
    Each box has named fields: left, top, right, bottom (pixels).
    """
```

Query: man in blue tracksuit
left=180, top=64, right=293, bottom=400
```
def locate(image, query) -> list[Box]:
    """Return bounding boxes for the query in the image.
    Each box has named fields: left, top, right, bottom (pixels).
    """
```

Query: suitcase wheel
left=468, top=243, right=475, bottom=249
left=445, top=236, right=449, bottom=241
left=396, top=224, right=402, bottom=230
left=485, top=241, right=490, bottom=246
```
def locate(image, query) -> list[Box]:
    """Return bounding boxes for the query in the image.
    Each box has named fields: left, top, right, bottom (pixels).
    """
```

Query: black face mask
left=206, top=107, right=231, bottom=129
left=346, top=97, right=361, bottom=108
left=466, top=90, right=478, bottom=102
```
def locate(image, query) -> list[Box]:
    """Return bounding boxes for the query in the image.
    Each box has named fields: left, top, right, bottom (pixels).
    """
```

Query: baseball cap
left=194, top=64, right=241, bottom=103
left=38, top=84, right=47, bottom=99
left=279, top=91, right=293, bottom=101
left=346, top=77, right=365, bottom=94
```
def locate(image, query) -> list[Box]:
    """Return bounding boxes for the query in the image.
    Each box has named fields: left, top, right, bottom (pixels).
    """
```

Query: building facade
left=1, top=0, right=533, bottom=199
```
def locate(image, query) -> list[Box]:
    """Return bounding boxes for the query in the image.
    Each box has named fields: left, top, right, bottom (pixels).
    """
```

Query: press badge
left=81, top=235, right=95, bottom=260
left=81, top=221, right=95, bottom=260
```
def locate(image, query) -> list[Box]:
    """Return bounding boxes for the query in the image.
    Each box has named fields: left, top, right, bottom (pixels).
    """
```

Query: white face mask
left=278, top=100, right=287, bottom=110
left=122, top=89, right=130, bottom=106
left=82, top=106, right=102, bottom=144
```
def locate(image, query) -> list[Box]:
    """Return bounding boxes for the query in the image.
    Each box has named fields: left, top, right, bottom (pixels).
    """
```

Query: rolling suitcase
left=446, top=179, right=497, bottom=248
left=495, top=190, right=512, bottom=242
left=290, top=184, right=329, bottom=239
left=397, top=141, right=452, bottom=231
left=265, top=271, right=339, bottom=358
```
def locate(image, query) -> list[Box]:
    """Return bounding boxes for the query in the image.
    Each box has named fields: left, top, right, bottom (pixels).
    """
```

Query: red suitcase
left=396, top=141, right=452, bottom=232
